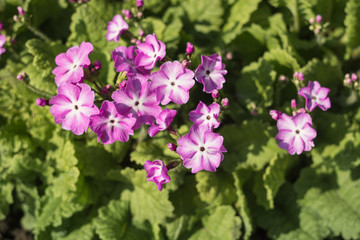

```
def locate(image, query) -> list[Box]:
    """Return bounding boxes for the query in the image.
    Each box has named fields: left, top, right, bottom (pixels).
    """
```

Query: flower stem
left=25, top=22, right=52, bottom=45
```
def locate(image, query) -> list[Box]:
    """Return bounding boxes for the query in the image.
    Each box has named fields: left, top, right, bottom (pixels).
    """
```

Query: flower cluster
left=47, top=7, right=229, bottom=191
left=271, top=79, right=331, bottom=155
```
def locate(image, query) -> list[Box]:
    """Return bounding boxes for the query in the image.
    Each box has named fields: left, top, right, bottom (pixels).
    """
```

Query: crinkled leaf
left=344, top=0, right=360, bottom=59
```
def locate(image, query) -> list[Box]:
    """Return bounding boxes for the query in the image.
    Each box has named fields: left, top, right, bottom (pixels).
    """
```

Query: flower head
left=148, top=109, right=177, bottom=137
left=89, top=100, right=136, bottom=144
left=144, top=160, right=171, bottom=191
left=36, top=98, right=48, bottom=107
left=177, top=125, right=227, bottom=173
left=195, top=53, right=227, bottom=93
left=52, top=42, right=93, bottom=86
left=17, top=6, right=25, bottom=16
left=189, top=101, right=220, bottom=130
left=106, top=15, right=129, bottom=42
left=275, top=113, right=316, bottom=155
left=112, top=46, right=149, bottom=76
left=298, top=81, right=331, bottom=111
left=150, top=61, right=195, bottom=105
left=112, top=76, right=161, bottom=129
left=0, top=34, right=6, bottom=56
left=135, top=33, right=166, bottom=70
left=49, top=83, right=99, bottom=135
left=270, top=110, right=282, bottom=120
left=186, top=42, right=194, bottom=55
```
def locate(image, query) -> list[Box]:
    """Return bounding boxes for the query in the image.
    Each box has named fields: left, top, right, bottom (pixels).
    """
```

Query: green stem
left=26, top=84, right=53, bottom=99
left=25, top=22, right=52, bottom=45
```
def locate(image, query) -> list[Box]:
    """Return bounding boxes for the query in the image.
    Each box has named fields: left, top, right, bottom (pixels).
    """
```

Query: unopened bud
left=17, top=72, right=26, bottom=81
left=119, top=80, right=127, bottom=89
left=136, top=0, right=144, bottom=8
left=36, top=98, right=48, bottom=107
left=186, top=42, right=194, bottom=55
left=137, top=11, right=143, bottom=18
left=102, top=84, right=111, bottom=95
left=280, top=75, right=286, bottom=81
left=94, top=60, right=102, bottom=70
left=122, top=9, right=133, bottom=19
left=270, top=110, right=282, bottom=121
left=181, top=59, right=191, bottom=68
left=139, top=30, right=145, bottom=37
left=298, top=72, right=304, bottom=81
left=226, top=52, right=232, bottom=60
left=17, top=6, right=25, bottom=16
left=351, top=73, right=358, bottom=82
left=293, top=72, right=299, bottom=79
left=211, top=90, right=219, bottom=99
left=0, top=22, right=3, bottom=30
left=221, top=98, right=229, bottom=107
left=13, top=15, right=18, bottom=22
left=291, top=99, right=297, bottom=108
left=309, top=18, right=315, bottom=24
left=167, top=143, right=177, bottom=152
left=316, top=14, right=322, bottom=24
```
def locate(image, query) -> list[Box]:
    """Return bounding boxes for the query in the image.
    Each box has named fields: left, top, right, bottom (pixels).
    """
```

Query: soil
left=0, top=206, right=33, bottom=240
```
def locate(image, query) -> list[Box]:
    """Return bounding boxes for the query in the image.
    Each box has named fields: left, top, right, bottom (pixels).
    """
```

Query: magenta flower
left=186, top=42, right=194, bottom=55
left=52, top=42, right=93, bottom=87
left=89, top=100, right=136, bottom=144
left=0, top=34, right=6, bottom=56
left=144, top=160, right=170, bottom=191
left=298, top=81, right=331, bottom=112
left=189, top=101, right=220, bottom=130
left=270, top=110, right=282, bottom=121
left=49, top=83, right=99, bottom=135
left=177, top=125, right=227, bottom=173
left=195, top=53, right=227, bottom=93
left=275, top=113, right=317, bottom=155
left=150, top=61, right=195, bottom=105
left=36, top=98, right=48, bottom=107
left=148, top=109, right=177, bottom=137
left=135, top=33, right=166, bottom=70
left=112, top=76, right=161, bottom=129
left=112, top=46, right=149, bottom=76
left=17, top=6, right=25, bottom=15
left=136, top=0, right=144, bottom=8
left=106, top=15, right=129, bottom=42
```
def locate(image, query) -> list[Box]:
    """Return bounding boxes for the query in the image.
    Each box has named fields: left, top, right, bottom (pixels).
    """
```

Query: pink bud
left=226, top=52, right=232, bottom=60
left=251, top=110, right=258, bottom=116
left=293, top=72, right=299, bottom=79
left=137, top=11, right=143, bottom=18
left=122, top=9, right=133, bottom=19
left=135, top=40, right=141, bottom=45
left=139, top=30, right=145, bottom=37
left=102, top=84, right=111, bottom=95
left=211, top=90, right=219, bottom=99
left=36, top=98, right=48, bottom=107
left=94, top=60, right=102, bottom=70
left=136, top=0, right=144, bottom=7
left=291, top=99, right=297, bottom=108
left=314, top=28, right=320, bottom=34
left=221, top=98, right=229, bottom=107
left=345, top=78, right=352, bottom=85
left=167, top=143, right=177, bottom=152
left=17, top=6, right=25, bottom=16
left=181, top=59, right=190, bottom=68
left=16, top=72, right=26, bottom=81
left=270, top=110, right=282, bottom=121
left=351, top=73, right=358, bottom=82
left=309, top=18, right=315, bottom=24
left=13, top=15, right=18, bottom=22
left=0, top=22, right=3, bottom=30
left=316, top=14, right=322, bottom=24
left=280, top=75, right=286, bottom=81
left=298, top=72, right=304, bottom=81
left=186, top=42, right=194, bottom=55
left=119, top=80, right=127, bottom=89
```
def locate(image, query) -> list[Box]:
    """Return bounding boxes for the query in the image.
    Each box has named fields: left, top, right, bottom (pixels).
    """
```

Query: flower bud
left=291, top=99, right=297, bottom=108
left=186, top=42, right=194, bottom=55
left=167, top=143, right=177, bottom=152
left=0, top=22, right=3, bottom=30
left=351, top=73, right=358, bottom=82
left=181, top=59, right=190, bottom=68
left=211, top=90, right=219, bottom=99
left=139, top=30, right=145, bottom=37
left=122, top=9, right=133, bottom=19
left=309, top=18, right=315, bottom=24
left=17, top=6, right=25, bottom=16
left=94, top=60, right=102, bottom=70
left=298, top=72, right=304, bottom=81
left=221, top=97, right=229, bottom=107
left=16, top=72, right=26, bottom=81
left=226, top=52, right=232, bottom=60
left=316, top=14, right=322, bottom=23
left=280, top=75, right=286, bottom=81
left=13, top=15, right=18, bottom=22
left=270, top=110, right=282, bottom=121
left=102, top=84, right=111, bottom=95
left=136, top=0, right=144, bottom=8
left=293, top=72, right=299, bottom=79
left=36, top=98, right=48, bottom=107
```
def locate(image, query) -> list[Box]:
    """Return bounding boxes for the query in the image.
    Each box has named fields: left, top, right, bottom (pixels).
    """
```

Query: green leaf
left=188, top=206, right=242, bottom=240
left=195, top=170, right=236, bottom=206
left=94, top=200, right=151, bottom=240
left=263, top=48, right=300, bottom=73
left=0, top=182, right=14, bottom=220
left=222, top=0, right=261, bottom=44
left=344, top=0, right=360, bottom=59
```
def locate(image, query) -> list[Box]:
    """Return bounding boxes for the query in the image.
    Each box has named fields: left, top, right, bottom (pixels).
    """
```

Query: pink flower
left=298, top=81, right=331, bottom=112
left=106, top=15, right=129, bottom=42
left=135, top=33, right=166, bottom=70
left=36, top=98, right=48, bottom=107
left=112, top=46, right=149, bottom=76
left=275, top=113, right=317, bottom=155
left=211, top=90, right=219, bottom=99
left=144, top=160, right=171, bottom=191
left=195, top=53, right=227, bottom=93
left=148, top=109, right=177, bottom=137
left=49, top=83, right=99, bottom=135
left=17, top=6, right=25, bottom=16
left=189, top=101, right=220, bottom=130
left=221, top=97, right=229, bottom=107
left=89, top=100, right=136, bottom=144
left=136, top=0, right=144, bottom=8
left=111, top=76, right=161, bottom=129
left=150, top=61, right=195, bottom=105
left=52, top=42, right=93, bottom=87
left=176, top=125, right=227, bottom=173
left=0, top=34, right=6, bottom=56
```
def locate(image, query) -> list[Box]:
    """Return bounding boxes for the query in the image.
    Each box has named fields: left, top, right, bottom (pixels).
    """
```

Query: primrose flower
left=150, top=61, right=195, bottom=105
left=144, top=160, right=170, bottom=191
left=298, top=81, right=331, bottom=112
left=89, top=101, right=136, bottom=144
left=50, top=83, right=99, bottom=135
left=177, top=125, right=227, bottom=173
left=275, top=113, right=316, bottom=155
left=112, top=46, right=149, bottom=76
left=195, top=53, right=227, bottom=93
left=52, top=42, right=93, bottom=87
left=106, top=15, right=129, bottom=42
left=0, top=34, right=6, bottom=56
left=112, top=76, right=161, bottom=129
left=189, top=101, right=220, bottom=130
left=135, top=33, right=166, bottom=70
left=148, top=109, right=177, bottom=137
